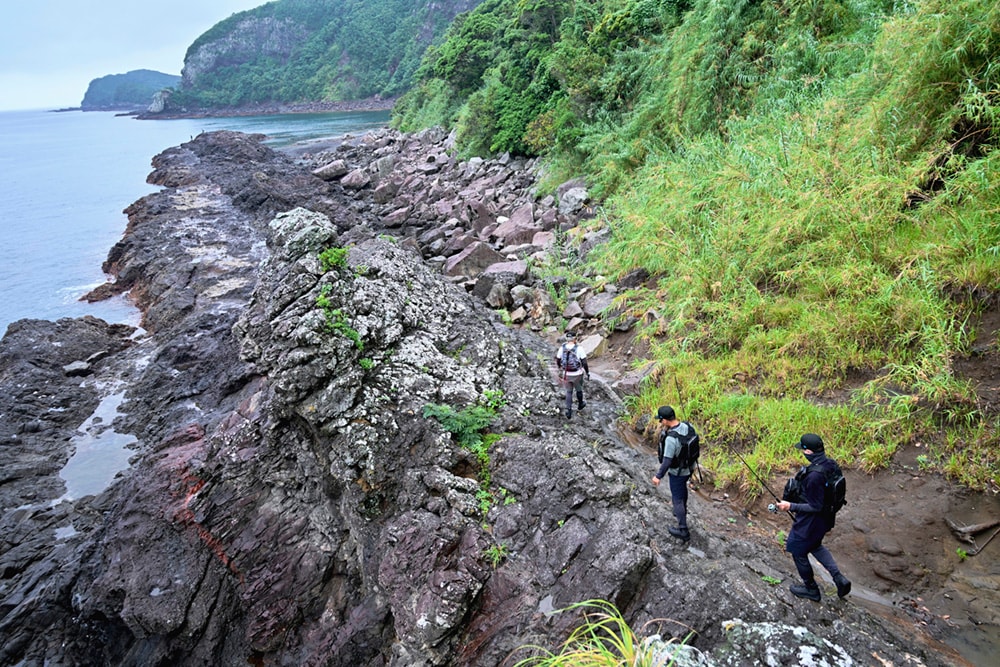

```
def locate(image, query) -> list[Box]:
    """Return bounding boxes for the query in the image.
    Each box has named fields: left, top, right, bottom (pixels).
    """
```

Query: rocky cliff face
left=183, top=17, right=309, bottom=88
left=0, top=130, right=968, bottom=666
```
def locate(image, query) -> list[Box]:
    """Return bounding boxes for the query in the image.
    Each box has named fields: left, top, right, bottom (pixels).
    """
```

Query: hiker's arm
left=654, top=456, right=674, bottom=482
left=582, top=358, right=590, bottom=377
left=789, top=475, right=825, bottom=513
left=653, top=435, right=677, bottom=482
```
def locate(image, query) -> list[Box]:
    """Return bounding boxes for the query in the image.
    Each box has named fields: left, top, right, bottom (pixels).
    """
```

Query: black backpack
left=783, top=461, right=847, bottom=524
left=561, top=344, right=581, bottom=372
left=659, top=421, right=700, bottom=469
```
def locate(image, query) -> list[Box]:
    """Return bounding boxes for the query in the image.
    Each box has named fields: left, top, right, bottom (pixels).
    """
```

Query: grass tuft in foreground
left=512, top=599, right=694, bottom=667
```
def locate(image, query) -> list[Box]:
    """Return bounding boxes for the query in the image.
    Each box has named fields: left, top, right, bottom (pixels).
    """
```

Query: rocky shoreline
left=134, top=97, right=398, bottom=120
left=0, top=128, right=984, bottom=665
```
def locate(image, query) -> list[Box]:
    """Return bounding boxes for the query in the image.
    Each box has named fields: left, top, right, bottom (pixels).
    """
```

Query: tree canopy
left=81, top=70, right=180, bottom=109
left=170, top=0, right=481, bottom=109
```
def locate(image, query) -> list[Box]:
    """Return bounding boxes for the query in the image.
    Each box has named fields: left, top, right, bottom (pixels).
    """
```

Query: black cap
left=797, top=433, right=824, bottom=452
left=656, top=406, right=675, bottom=421
left=564, top=331, right=577, bottom=340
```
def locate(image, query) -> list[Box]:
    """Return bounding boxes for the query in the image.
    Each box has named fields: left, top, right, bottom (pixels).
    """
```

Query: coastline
left=134, top=96, right=397, bottom=120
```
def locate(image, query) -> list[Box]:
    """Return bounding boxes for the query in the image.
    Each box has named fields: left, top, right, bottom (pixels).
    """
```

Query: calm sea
left=0, top=108, right=390, bottom=334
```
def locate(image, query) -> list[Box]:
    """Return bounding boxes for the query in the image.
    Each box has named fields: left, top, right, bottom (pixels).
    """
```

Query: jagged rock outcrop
left=0, top=130, right=968, bottom=666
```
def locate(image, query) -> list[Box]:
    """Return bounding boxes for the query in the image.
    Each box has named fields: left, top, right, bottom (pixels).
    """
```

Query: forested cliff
left=164, top=0, right=483, bottom=110
left=81, top=69, right=180, bottom=110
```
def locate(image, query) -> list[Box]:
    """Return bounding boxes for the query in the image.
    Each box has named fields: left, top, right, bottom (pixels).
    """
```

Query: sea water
left=0, top=108, right=390, bottom=334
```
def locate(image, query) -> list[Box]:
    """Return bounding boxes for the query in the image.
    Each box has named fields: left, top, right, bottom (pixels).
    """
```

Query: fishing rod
left=730, top=446, right=795, bottom=519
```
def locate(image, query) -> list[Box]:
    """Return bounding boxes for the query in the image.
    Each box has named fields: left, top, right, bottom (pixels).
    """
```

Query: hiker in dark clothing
left=651, top=405, right=694, bottom=542
left=776, top=433, right=852, bottom=601
left=555, top=331, right=589, bottom=419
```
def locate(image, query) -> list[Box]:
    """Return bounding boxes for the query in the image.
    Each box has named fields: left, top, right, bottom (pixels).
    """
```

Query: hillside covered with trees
left=81, top=69, right=180, bottom=110
left=394, top=0, right=1000, bottom=491
left=165, top=0, right=483, bottom=110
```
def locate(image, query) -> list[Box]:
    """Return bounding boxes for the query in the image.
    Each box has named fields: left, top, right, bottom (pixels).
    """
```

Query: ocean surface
left=0, top=108, right=391, bottom=334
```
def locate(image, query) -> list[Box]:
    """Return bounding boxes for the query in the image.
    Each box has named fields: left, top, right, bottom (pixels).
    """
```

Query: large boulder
left=443, top=241, right=506, bottom=278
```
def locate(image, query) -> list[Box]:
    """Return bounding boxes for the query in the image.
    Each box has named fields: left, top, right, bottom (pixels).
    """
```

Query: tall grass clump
left=512, top=599, right=695, bottom=667
left=584, top=0, right=1000, bottom=490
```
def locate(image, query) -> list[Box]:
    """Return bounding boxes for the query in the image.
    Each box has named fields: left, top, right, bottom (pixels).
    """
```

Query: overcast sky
left=0, top=1, right=268, bottom=111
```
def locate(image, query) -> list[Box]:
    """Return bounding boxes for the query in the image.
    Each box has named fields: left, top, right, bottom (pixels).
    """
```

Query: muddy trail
left=557, top=303, right=1000, bottom=667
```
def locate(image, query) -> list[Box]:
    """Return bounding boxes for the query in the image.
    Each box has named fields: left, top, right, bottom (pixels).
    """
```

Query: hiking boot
left=790, top=582, right=821, bottom=601
left=578, top=401, right=586, bottom=411
left=668, top=526, right=690, bottom=541
left=834, top=573, right=852, bottom=598
left=566, top=410, right=573, bottom=419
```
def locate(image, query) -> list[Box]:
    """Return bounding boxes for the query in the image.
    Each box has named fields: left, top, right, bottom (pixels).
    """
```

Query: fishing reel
left=767, top=503, right=778, bottom=514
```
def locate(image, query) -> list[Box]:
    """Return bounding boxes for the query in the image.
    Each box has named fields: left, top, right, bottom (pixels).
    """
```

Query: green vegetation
left=395, top=0, right=1000, bottom=492
left=319, top=246, right=349, bottom=272
left=423, top=389, right=505, bottom=454
left=483, top=542, right=510, bottom=567
left=81, top=70, right=180, bottom=108
left=169, top=0, right=479, bottom=109
left=316, top=284, right=364, bottom=349
left=424, top=389, right=508, bottom=514
left=512, top=599, right=691, bottom=666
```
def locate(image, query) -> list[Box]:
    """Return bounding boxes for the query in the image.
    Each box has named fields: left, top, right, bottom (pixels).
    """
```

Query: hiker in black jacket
left=776, top=433, right=852, bottom=601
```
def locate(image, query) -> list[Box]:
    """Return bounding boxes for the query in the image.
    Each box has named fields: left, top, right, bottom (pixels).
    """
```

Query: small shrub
left=315, top=285, right=363, bottom=350
left=484, top=543, right=510, bottom=568
left=319, top=246, right=349, bottom=272
left=424, top=392, right=509, bottom=514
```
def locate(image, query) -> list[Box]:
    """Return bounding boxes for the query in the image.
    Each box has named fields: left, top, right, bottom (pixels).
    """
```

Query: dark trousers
left=792, top=544, right=842, bottom=586
left=563, top=374, right=584, bottom=413
left=668, top=473, right=689, bottom=529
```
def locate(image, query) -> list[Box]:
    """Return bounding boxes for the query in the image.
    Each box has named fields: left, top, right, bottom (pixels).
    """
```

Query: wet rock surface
left=0, top=129, right=994, bottom=666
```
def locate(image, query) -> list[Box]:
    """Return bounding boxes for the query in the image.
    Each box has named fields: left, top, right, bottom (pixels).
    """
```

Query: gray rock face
left=182, top=17, right=309, bottom=88
left=0, top=130, right=956, bottom=667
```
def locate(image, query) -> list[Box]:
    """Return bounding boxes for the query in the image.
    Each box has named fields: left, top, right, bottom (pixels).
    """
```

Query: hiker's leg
left=812, top=544, right=852, bottom=596
left=574, top=376, right=585, bottom=409
left=811, top=545, right=841, bottom=577
left=791, top=552, right=816, bottom=585
left=564, top=382, right=573, bottom=416
left=668, top=474, right=689, bottom=529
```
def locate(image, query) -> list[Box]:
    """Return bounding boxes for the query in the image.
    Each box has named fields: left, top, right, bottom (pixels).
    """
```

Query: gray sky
left=0, top=1, right=267, bottom=111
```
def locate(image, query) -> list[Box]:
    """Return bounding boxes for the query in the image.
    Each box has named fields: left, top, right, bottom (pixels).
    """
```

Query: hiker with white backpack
left=555, top=331, right=589, bottom=419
